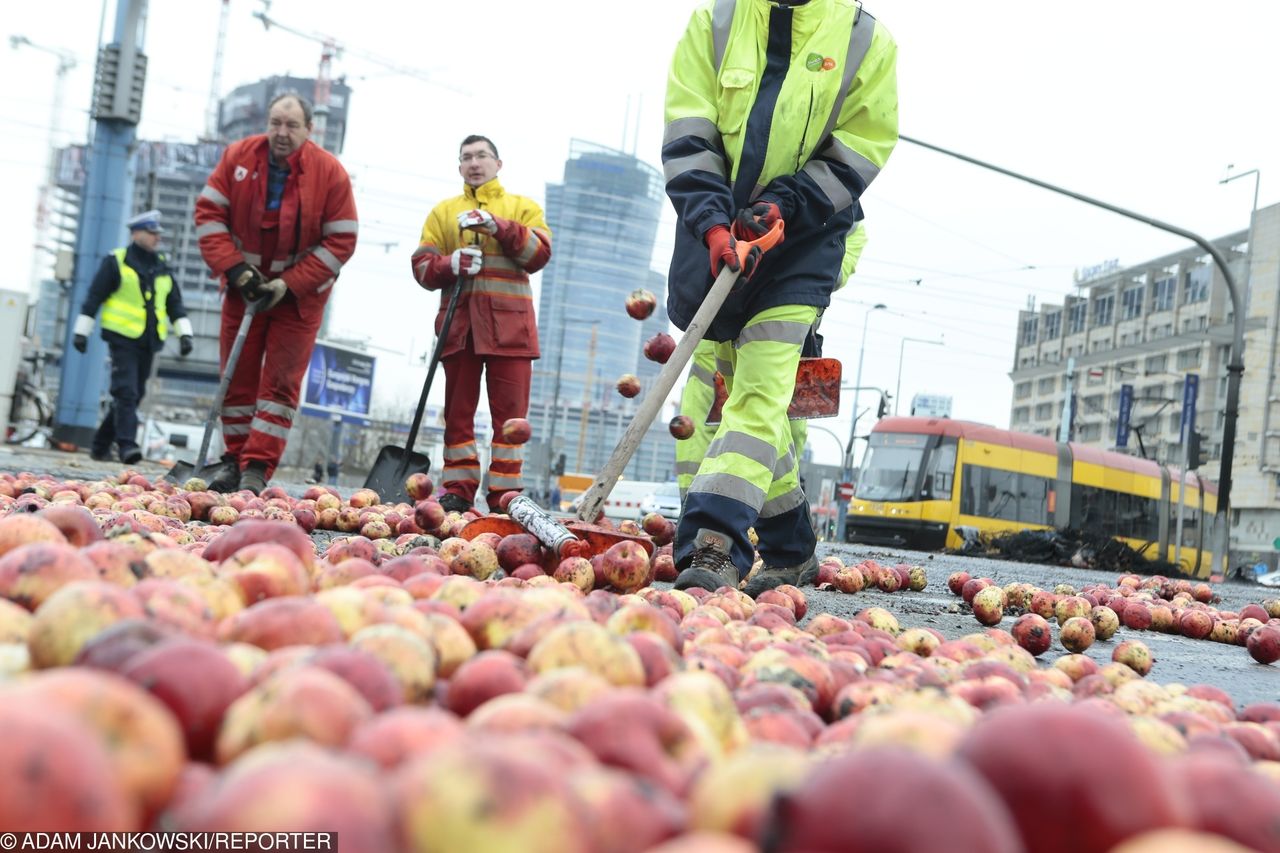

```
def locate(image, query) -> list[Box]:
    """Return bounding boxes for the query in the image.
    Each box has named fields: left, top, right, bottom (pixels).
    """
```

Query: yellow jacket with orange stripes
left=411, top=178, right=552, bottom=359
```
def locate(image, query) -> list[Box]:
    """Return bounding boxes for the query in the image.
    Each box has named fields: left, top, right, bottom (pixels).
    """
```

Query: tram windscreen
left=856, top=433, right=930, bottom=502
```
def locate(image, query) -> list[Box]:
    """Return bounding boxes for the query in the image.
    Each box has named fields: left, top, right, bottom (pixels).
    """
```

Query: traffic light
left=1186, top=431, right=1208, bottom=470
left=876, top=393, right=890, bottom=419
left=552, top=453, right=566, bottom=476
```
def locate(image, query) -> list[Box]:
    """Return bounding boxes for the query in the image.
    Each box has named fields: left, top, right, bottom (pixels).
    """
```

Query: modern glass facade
left=528, top=140, right=674, bottom=489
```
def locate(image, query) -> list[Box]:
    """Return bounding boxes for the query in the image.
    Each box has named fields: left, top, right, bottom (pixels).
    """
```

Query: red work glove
left=707, top=224, right=763, bottom=280
left=732, top=201, right=783, bottom=240
left=706, top=225, right=740, bottom=277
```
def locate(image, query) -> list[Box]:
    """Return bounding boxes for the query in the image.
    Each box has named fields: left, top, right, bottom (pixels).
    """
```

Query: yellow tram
left=846, top=417, right=1218, bottom=578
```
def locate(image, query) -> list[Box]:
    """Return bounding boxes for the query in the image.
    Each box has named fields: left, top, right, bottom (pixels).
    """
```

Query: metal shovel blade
left=706, top=356, right=841, bottom=426
left=363, top=446, right=432, bottom=504
left=165, top=457, right=232, bottom=487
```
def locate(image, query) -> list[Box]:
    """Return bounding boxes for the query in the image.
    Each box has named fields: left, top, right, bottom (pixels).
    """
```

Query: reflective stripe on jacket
left=411, top=178, right=552, bottom=359
left=194, top=135, right=359, bottom=324
left=101, top=248, right=173, bottom=340
left=663, top=0, right=898, bottom=339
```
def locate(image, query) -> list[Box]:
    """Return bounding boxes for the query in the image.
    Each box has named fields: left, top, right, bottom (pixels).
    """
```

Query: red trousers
left=218, top=292, right=321, bottom=478
left=441, top=334, right=531, bottom=511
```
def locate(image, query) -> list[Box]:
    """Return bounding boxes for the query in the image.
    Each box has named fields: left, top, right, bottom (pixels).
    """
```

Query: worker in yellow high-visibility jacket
left=663, top=0, right=897, bottom=597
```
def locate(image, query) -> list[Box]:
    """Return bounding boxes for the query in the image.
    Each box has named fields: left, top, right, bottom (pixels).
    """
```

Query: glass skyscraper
left=528, top=140, right=675, bottom=490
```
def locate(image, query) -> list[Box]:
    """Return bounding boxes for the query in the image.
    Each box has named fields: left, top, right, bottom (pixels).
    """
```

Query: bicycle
left=6, top=350, right=55, bottom=446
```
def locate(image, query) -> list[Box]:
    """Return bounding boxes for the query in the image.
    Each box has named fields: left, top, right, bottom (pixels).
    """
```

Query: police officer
left=73, top=210, right=193, bottom=464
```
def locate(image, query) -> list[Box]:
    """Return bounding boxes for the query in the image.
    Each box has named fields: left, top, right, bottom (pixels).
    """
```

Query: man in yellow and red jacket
left=194, top=91, right=358, bottom=495
left=411, top=135, right=551, bottom=513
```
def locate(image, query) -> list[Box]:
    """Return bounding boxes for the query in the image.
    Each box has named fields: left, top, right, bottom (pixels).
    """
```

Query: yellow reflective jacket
left=410, top=178, right=552, bottom=359
left=101, top=248, right=174, bottom=340
left=663, top=0, right=897, bottom=338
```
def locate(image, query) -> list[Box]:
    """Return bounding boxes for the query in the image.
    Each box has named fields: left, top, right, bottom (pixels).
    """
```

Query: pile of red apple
left=946, top=569, right=1280, bottom=667
left=811, top=555, right=928, bottom=595
left=2, top=470, right=1280, bottom=851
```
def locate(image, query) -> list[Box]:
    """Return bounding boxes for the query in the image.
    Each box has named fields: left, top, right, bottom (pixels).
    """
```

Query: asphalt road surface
left=6, top=444, right=1279, bottom=709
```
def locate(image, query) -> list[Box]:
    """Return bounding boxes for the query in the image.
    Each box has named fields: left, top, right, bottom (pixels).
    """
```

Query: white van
left=572, top=479, right=668, bottom=522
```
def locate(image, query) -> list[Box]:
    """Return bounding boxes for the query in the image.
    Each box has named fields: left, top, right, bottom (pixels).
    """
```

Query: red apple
left=501, top=418, right=532, bottom=445
left=644, top=333, right=677, bottom=364
left=1247, top=624, right=1280, bottom=664
left=669, top=415, right=695, bottom=440
left=120, top=639, right=249, bottom=761
left=404, top=473, right=434, bottom=501
left=625, top=288, right=657, bottom=320
left=616, top=374, right=641, bottom=399
left=1011, top=613, right=1052, bottom=656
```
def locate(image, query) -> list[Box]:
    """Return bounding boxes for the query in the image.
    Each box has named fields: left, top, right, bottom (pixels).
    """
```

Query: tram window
left=1018, top=474, right=1050, bottom=525
left=923, top=439, right=957, bottom=500
left=1128, top=497, right=1158, bottom=540
left=961, top=465, right=978, bottom=516
left=1116, top=493, right=1149, bottom=538
left=1072, top=484, right=1108, bottom=532
left=982, top=468, right=1019, bottom=521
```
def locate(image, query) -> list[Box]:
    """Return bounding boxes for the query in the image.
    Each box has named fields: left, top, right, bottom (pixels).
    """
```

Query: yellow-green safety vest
left=100, top=248, right=172, bottom=340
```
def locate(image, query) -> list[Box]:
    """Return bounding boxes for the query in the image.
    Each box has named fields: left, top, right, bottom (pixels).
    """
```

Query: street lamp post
left=894, top=336, right=944, bottom=415
left=1221, top=167, right=1270, bottom=475
left=807, top=423, right=847, bottom=541
left=836, top=304, right=886, bottom=542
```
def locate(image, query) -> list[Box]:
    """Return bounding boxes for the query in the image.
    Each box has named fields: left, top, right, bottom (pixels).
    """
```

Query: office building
left=529, top=140, right=676, bottom=489
left=1009, top=202, right=1280, bottom=569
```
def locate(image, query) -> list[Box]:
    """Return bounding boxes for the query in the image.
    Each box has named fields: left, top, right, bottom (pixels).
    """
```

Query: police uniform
left=74, top=210, right=193, bottom=464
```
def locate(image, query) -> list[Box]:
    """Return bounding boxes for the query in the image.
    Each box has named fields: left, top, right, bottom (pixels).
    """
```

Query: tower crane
left=204, top=0, right=231, bottom=142
left=253, top=0, right=466, bottom=151
left=11, top=34, right=77, bottom=293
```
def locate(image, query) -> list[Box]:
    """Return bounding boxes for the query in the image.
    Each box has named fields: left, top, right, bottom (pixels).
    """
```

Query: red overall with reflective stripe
left=196, top=135, right=358, bottom=476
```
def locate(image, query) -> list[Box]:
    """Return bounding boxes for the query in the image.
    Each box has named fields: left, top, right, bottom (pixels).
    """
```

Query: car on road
left=640, top=481, right=681, bottom=522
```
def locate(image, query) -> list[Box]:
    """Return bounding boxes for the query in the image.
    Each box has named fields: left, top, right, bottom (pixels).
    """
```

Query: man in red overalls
left=195, top=91, right=358, bottom=494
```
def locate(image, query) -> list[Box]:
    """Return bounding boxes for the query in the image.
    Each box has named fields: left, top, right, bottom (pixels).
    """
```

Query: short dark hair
left=268, top=90, right=314, bottom=125
left=460, top=135, right=499, bottom=159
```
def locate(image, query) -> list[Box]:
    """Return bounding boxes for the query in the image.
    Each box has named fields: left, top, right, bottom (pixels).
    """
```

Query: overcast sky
left=3, top=0, right=1279, bottom=467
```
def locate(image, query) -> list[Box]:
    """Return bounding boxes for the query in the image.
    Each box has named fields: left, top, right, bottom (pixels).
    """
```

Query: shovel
left=363, top=273, right=469, bottom=503
left=166, top=296, right=268, bottom=484
left=705, top=356, right=842, bottom=425
left=460, top=221, right=785, bottom=561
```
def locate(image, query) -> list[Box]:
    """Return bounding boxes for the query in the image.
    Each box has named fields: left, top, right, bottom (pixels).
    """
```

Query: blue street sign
left=1116, top=384, right=1134, bottom=448
left=1179, top=374, right=1199, bottom=444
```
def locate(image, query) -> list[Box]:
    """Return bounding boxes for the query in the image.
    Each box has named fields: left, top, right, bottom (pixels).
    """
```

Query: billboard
left=1116, top=383, right=1134, bottom=448
left=303, top=341, right=375, bottom=417
left=910, top=394, right=952, bottom=419
left=1179, top=374, right=1199, bottom=445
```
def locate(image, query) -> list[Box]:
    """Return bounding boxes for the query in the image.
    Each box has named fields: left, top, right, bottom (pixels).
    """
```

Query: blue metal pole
left=53, top=0, right=147, bottom=447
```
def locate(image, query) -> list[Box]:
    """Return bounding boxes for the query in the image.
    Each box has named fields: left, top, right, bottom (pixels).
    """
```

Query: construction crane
left=253, top=0, right=466, bottom=151
left=11, top=34, right=77, bottom=291
left=204, top=0, right=231, bottom=141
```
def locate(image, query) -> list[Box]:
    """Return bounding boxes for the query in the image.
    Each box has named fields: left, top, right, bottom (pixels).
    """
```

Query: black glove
left=73, top=334, right=87, bottom=354
left=179, top=336, right=193, bottom=357
left=732, top=201, right=783, bottom=240
left=226, top=262, right=264, bottom=299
